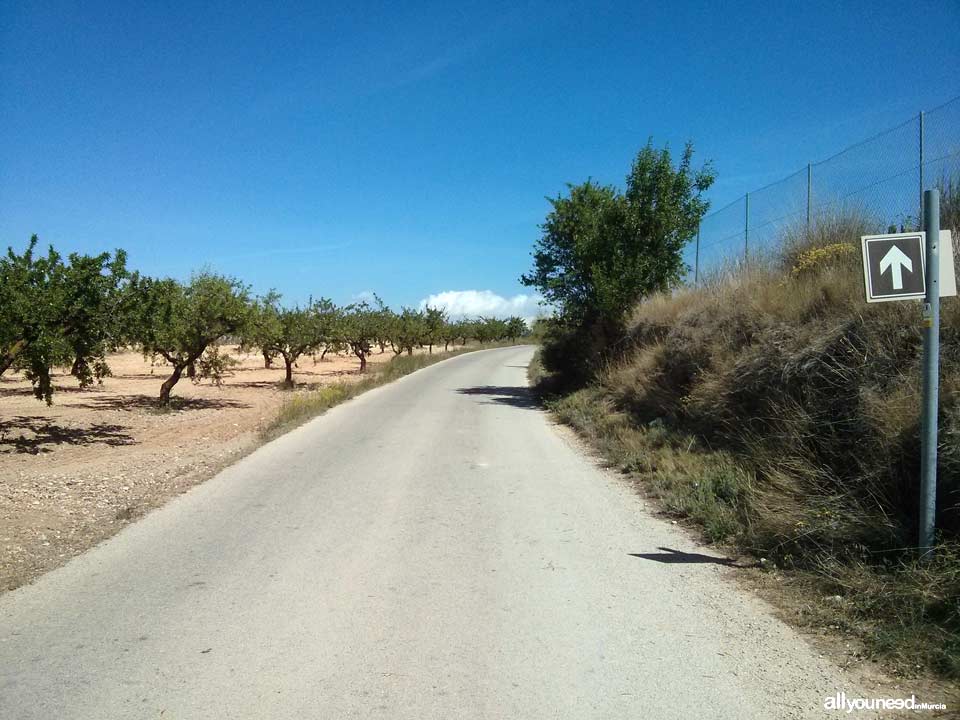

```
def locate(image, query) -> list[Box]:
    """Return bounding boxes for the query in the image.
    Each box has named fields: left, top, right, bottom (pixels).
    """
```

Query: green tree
left=505, top=316, right=527, bottom=341
left=521, top=141, right=713, bottom=335
left=129, top=272, right=250, bottom=405
left=244, top=294, right=338, bottom=388
left=474, top=317, right=507, bottom=344
left=0, top=236, right=128, bottom=404
left=273, top=304, right=320, bottom=388
left=422, top=306, right=447, bottom=354
left=440, top=319, right=464, bottom=351
left=389, top=308, right=425, bottom=356
left=313, top=298, right=345, bottom=361
left=341, top=301, right=379, bottom=372
left=370, top=295, right=395, bottom=354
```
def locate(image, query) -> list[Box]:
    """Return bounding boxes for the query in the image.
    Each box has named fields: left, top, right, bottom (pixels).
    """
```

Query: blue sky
left=2, top=1, right=958, bottom=316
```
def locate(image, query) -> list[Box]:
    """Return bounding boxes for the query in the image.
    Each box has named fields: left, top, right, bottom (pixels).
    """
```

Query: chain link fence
left=687, top=95, right=960, bottom=281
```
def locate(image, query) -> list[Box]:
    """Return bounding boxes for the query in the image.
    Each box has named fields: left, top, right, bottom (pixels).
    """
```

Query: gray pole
left=919, top=111, right=925, bottom=230
left=694, top=225, right=700, bottom=286
left=806, top=163, right=812, bottom=236
left=744, top=193, right=750, bottom=266
left=919, top=189, right=940, bottom=557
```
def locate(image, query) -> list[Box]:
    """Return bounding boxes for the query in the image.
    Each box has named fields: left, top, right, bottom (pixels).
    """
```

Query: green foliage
left=422, top=306, right=447, bottom=353
left=127, top=272, right=250, bottom=404
left=522, top=141, right=713, bottom=381
left=340, top=301, right=380, bottom=372
left=471, top=316, right=504, bottom=344
left=369, top=295, right=396, bottom=353
left=439, top=319, right=464, bottom=351
left=505, top=316, right=527, bottom=340
left=0, top=236, right=128, bottom=403
left=389, top=307, right=426, bottom=356
left=244, top=293, right=341, bottom=387
left=1, top=236, right=532, bottom=398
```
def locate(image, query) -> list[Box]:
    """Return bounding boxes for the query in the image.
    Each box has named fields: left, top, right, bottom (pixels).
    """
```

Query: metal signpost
left=861, top=191, right=956, bottom=556
left=918, top=191, right=939, bottom=557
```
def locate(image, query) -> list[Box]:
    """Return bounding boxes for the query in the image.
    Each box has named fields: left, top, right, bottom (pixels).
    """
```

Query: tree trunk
left=321, top=347, right=329, bottom=361
left=428, top=344, right=433, bottom=354
left=444, top=341, right=450, bottom=351
left=0, top=339, right=28, bottom=376
left=186, top=361, right=196, bottom=379
left=159, top=364, right=184, bottom=406
left=263, top=350, right=273, bottom=369
left=284, top=357, right=294, bottom=388
left=406, top=347, right=413, bottom=356
left=358, top=354, right=367, bottom=373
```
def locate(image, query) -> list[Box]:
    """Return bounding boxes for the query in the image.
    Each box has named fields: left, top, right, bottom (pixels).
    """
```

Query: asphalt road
left=0, top=346, right=867, bottom=719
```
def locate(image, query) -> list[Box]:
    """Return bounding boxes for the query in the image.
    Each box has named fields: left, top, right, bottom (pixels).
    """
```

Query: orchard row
left=0, top=237, right=528, bottom=405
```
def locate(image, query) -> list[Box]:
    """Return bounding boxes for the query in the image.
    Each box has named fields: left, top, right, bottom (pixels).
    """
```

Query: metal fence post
left=694, top=224, right=700, bottom=285
left=919, top=111, right=925, bottom=229
left=919, top=189, right=940, bottom=558
left=744, top=193, right=750, bottom=266
left=806, top=163, right=812, bottom=236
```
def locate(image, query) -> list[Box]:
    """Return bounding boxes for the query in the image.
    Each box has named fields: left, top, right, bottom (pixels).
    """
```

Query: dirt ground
left=0, top=346, right=399, bottom=593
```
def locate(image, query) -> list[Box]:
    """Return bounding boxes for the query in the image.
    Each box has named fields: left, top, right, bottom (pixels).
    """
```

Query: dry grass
left=533, top=209, right=960, bottom=679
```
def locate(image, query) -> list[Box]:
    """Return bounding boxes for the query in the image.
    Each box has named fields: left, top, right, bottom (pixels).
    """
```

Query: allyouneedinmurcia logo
left=824, top=692, right=946, bottom=713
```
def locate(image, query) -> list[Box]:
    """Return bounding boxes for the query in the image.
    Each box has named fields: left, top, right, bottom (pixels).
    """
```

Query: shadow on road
left=455, top=385, right=540, bottom=410
left=629, top=547, right=754, bottom=568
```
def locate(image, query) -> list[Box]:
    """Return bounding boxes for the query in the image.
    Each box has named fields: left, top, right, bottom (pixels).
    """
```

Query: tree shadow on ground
left=223, top=380, right=284, bottom=390
left=0, top=417, right=137, bottom=454
left=455, top=385, right=540, bottom=410
left=0, top=384, right=91, bottom=399
left=629, top=547, right=755, bottom=568
left=68, top=395, right=252, bottom=412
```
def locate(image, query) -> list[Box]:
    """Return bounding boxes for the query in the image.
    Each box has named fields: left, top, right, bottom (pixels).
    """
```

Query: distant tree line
left=0, top=236, right=528, bottom=405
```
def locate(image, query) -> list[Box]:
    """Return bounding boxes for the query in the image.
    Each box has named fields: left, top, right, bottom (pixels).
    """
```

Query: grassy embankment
left=531, top=206, right=960, bottom=679
left=263, top=341, right=519, bottom=439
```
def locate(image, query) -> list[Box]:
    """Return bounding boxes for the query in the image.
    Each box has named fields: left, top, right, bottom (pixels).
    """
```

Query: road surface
left=0, top=346, right=867, bottom=719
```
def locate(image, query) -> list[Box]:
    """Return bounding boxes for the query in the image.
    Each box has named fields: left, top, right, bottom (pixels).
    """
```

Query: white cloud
left=418, top=290, right=549, bottom=323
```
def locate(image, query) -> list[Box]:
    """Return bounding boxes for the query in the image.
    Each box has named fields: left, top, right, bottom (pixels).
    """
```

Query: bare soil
left=0, top=346, right=398, bottom=593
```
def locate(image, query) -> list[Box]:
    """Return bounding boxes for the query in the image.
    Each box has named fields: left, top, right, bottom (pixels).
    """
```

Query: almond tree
left=505, top=316, right=527, bottom=341
left=312, top=298, right=344, bottom=361
left=246, top=295, right=340, bottom=388
left=474, top=317, right=507, bottom=344
left=129, top=272, right=250, bottom=405
left=341, top=301, right=378, bottom=373
left=388, top=308, right=425, bottom=356
left=440, top=320, right=463, bottom=351
left=370, top=295, right=394, bottom=354
left=0, top=236, right=128, bottom=404
left=422, top=307, right=447, bottom=354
